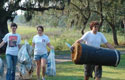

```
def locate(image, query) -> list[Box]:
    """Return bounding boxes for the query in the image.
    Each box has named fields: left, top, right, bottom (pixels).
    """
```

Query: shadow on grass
left=31, top=75, right=125, bottom=80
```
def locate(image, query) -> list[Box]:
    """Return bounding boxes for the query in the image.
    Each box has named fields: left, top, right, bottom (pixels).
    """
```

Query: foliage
left=0, top=0, right=69, bottom=22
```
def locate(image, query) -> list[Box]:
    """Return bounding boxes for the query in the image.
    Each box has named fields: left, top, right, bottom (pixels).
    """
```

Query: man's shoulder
left=85, top=31, right=92, bottom=35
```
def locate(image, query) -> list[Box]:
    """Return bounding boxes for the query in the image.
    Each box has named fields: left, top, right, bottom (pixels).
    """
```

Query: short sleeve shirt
left=32, top=34, right=50, bottom=55
left=81, top=31, right=107, bottom=47
left=2, top=33, right=21, bottom=56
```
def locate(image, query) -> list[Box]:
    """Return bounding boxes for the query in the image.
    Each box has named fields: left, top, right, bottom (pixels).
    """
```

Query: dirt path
left=120, top=51, right=125, bottom=54
left=55, top=54, right=71, bottom=63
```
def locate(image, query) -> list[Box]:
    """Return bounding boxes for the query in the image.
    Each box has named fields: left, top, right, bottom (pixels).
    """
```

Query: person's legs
left=34, top=55, right=42, bottom=80
left=36, top=60, right=41, bottom=80
left=41, top=54, right=47, bottom=80
left=84, top=64, right=94, bottom=80
left=94, top=65, right=102, bottom=80
left=11, top=55, right=17, bottom=80
left=6, top=54, right=12, bottom=80
left=95, top=77, right=101, bottom=80
left=41, top=58, right=46, bottom=80
left=84, top=76, right=89, bottom=80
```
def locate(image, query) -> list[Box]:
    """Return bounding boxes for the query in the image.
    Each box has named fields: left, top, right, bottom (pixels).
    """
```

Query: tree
left=0, top=0, right=70, bottom=53
left=68, top=0, right=125, bottom=45
left=102, top=0, right=125, bottom=45
left=88, top=0, right=125, bottom=45
left=66, top=0, right=91, bottom=34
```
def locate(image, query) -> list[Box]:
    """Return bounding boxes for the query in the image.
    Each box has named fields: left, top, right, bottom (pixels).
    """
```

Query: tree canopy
left=0, top=0, right=125, bottom=53
left=0, top=0, right=70, bottom=53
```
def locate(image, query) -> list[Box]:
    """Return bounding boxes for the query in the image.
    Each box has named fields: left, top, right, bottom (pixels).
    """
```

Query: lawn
left=4, top=26, right=125, bottom=80
left=0, top=52, right=125, bottom=80
left=31, top=55, right=125, bottom=80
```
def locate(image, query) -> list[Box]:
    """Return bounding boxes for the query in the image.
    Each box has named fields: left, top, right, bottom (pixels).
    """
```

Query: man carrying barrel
left=76, top=21, right=114, bottom=80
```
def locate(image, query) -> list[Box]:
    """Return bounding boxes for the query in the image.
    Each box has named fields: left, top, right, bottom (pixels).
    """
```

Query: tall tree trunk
left=0, top=19, right=8, bottom=53
left=110, top=24, right=119, bottom=45
left=81, top=21, right=88, bottom=35
left=81, top=0, right=90, bottom=35
left=81, top=12, right=91, bottom=35
left=106, top=18, right=119, bottom=45
left=98, top=0, right=103, bottom=31
left=70, top=20, right=74, bottom=28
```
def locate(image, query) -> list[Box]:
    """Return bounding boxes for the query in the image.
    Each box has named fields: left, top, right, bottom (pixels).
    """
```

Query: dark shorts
left=84, top=64, right=102, bottom=78
left=34, top=54, right=48, bottom=61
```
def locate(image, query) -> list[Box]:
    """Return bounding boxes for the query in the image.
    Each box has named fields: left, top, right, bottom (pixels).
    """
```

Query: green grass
left=55, top=50, right=71, bottom=55
left=2, top=26, right=125, bottom=80
left=104, top=32, right=125, bottom=45
left=31, top=55, right=125, bottom=80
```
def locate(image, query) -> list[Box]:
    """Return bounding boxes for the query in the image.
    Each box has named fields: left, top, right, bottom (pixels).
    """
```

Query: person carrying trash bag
left=32, top=25, right=54, bottom=80
left=46, top=49, right=56, bottom=76
left=0, top=23, right=21, bottom=80
left=18, top=41, right=34, bottom=79
left=75, top=21, right=115, bottom=80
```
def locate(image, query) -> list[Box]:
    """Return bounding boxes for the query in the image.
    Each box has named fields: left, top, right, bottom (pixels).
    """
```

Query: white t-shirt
left=32, top=34, right=50, bottom=55
left=81, top=31, right=107, bottom=47
left=2, top=33, right=21, bottom=56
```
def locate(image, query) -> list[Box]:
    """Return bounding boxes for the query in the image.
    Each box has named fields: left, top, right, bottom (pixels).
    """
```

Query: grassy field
left=30, top=55, right=125, bottom=80
left=6, top=26, right=125, bottom=80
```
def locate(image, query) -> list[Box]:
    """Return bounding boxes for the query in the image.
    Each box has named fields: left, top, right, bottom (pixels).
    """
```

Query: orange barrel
left=71, top=42, right=120, bottom=67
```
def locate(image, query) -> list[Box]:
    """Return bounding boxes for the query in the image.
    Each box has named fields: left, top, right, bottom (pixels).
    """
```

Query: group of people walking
left=0, top=23, right=54, bottom=80
left=0, top=21, right=114, bottom=80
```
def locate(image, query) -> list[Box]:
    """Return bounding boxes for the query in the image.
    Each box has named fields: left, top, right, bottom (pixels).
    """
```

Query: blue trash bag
left=46, top=49, right=56, bottom=76
left=18, top=41, right=31, bottom=64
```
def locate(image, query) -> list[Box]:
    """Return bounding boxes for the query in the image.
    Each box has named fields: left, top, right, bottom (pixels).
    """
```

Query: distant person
left=0, top=23, right=21, bottom=80
left=76, top=21, right=114, bottom=80
left=32, top=25, right=54, bottom=80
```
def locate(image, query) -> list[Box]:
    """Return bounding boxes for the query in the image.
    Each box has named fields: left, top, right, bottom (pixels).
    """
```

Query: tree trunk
left=81, top=21, right=88, bottom=35
left=70, top=20, right=74, bottom=28
left=0, top=19, right=8, bottom=53
left=81, top=12, right=91, bottom=35
left=105, top=19, right=119, bottom=45
left=98, top=0, right=103, bottom=31
left=81, top=0, right=91, bottom=35
left=110, top=25, right=119, bottom=45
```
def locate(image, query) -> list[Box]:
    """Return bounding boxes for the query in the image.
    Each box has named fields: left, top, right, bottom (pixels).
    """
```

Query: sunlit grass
left=2, top=26, right=125, bottom=80
left=31, top=55, right=125, bottom=80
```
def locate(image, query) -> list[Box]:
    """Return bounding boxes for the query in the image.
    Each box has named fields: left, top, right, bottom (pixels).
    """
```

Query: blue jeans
left=6, top=54, right=17, bottom=80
